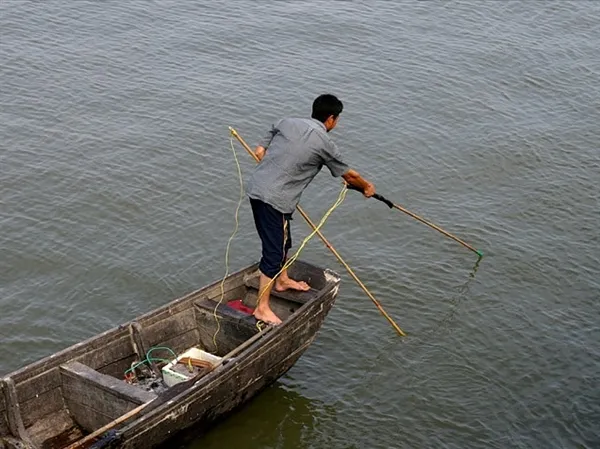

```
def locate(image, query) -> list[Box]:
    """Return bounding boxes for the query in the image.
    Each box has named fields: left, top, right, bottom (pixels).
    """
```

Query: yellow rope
left=212, top=135, right=245, bottom=350
left=256, top=184, right=348, bottom=303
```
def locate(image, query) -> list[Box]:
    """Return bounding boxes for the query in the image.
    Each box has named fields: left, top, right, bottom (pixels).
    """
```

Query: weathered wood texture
left=21, top=386, right=65, bottom=429
left=13, top=370, right=65, bottom=430
left=1, top=332, right=133, bottom=430
left=243, top=274, right=317, bottom=305
left=2, top=334, right=136, bottom=432
left=0, top=378, right=28, bottom=442
left=143, top=310, right=197, bottom=350
left=60, top=362, right=156, bottom=433
left=194, top=301, right=258, bottom=356
left=118, top=283, right=338, bottom=449
left=0, top=261, right=344, bottom=449
left=0, top=408, right=8, bottom=437
left=128, top=323, right=160, bottom=378
left=28, top=409, right=83, bottom=449
left=241, top=289, right=300, bottom=321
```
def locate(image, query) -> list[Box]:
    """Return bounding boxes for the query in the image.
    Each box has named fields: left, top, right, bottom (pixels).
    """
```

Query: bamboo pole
left=229, top=127, right=406, bottom=337
left=390, top=202, right=482, bottom=256
left=345, top=185, right=482, bottom=257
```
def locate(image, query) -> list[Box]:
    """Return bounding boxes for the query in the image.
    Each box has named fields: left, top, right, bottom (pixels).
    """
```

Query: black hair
left=311, top=94, right=343, bottom=123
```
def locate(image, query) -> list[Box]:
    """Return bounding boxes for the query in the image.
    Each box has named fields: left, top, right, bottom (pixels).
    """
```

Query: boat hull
left=0, top=260, right=341, bottom=449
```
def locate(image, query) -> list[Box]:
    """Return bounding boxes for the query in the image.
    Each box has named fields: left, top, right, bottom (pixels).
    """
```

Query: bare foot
left=275, top=277, right=310, bottom=292
left=253, top=307, right=282, bottom=325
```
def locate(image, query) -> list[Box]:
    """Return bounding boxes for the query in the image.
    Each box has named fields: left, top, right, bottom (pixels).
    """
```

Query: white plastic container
left=162, top=347, right=222, bottom=387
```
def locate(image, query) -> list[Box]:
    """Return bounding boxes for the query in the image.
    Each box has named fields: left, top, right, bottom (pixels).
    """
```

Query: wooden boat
left=0, top=260, right=341, bottom=449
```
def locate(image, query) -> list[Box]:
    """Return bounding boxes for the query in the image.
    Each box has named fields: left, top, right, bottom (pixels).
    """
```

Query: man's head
left=312, top=94, right=343, bottom=132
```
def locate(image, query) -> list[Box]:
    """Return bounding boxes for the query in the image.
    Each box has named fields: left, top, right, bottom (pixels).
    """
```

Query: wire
left=124, top=358, right=170, bottom=377
left=145, top=346, right=177, bottom=360
left=123, top=346, right=178, bottom=377
left=212, top=134, right=245, bottom=350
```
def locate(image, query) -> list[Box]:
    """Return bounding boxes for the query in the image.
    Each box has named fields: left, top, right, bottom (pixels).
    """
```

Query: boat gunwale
left=125, top=265, right=342, bottom=427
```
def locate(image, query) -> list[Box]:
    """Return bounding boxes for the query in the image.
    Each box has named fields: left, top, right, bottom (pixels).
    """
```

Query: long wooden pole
left=228, top=127, right=406, bottom=337
left=345, top=185, right=482, bottom=257
left=391, top=202, right=482, bottom=256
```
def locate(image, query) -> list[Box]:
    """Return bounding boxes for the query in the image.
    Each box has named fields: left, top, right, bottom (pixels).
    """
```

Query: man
left=247, top=94, right=375, bottom=325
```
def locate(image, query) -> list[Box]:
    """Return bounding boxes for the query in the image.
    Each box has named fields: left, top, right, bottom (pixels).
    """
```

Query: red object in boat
left=226, top=299, right=254, bottom=315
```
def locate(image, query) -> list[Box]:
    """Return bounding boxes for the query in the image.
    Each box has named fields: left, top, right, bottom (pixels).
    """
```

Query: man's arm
left=342, top=169, right=376, bottom=197
left=255, top=120, right=282, bottom=161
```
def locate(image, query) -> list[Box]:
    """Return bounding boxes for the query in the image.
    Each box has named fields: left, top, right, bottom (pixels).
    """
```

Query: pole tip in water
left=476, top=250, right=484, bottom=258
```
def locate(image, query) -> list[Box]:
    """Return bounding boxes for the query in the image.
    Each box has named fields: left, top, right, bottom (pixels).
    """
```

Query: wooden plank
left=0, top=390, right=5, bottom=431
left=194, top=304, right=258, bottom=356
left=0, top=377, right=33, bottom=446
left=75, top=335, right=133, bottom=371
left=156, top=329, right=200, bottom=356
left=12, top=369, right=60, bottom=410
left=0, top=410, right=9, bottom=436
left=143, top=310, right=197, bottom=349
left=60, top=362, right=156, bottom=433
left=243, top=273, right=317, bottom=304
left=17, top=368, right=60, bottom=402
left=241, top=289, right=299, bottom=321
left=27, top=409, right=81, bottom=449
left=19, top=386, right=64, bottom=429
left=61, top=362, right=156, bottom=405
left=97, top=355, right=138, bottom=380
left=129, top=322, right=161, bottom=377
left=65, top=402, right=113, bottom=435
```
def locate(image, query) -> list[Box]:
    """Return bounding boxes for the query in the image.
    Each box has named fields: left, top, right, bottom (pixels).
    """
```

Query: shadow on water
left=165, top=381, right=340, bottom=449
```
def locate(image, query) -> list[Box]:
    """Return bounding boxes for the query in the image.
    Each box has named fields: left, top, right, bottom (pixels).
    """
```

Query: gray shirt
left=246, top=117, right=350, bottom=214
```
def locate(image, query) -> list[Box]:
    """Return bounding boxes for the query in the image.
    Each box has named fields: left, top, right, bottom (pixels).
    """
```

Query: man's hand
left=255, top=146, right=266, bottom=161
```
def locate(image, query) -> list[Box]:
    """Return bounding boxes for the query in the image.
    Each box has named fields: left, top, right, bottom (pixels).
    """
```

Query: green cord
left=123, top=346, right=178, bottom=376
left=145, top=346, right=177, bottom=360
left=124, top=357, right=170, bottom=376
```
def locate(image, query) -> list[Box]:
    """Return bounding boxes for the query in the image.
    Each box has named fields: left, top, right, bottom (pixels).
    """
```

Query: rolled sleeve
left=257, top=120, right=281, bottom=149
left=323, top=141, right=350, bottom=177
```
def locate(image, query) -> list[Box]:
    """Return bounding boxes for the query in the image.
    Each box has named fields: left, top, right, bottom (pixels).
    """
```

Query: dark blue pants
left=250, top=198, right=292, bottom=279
